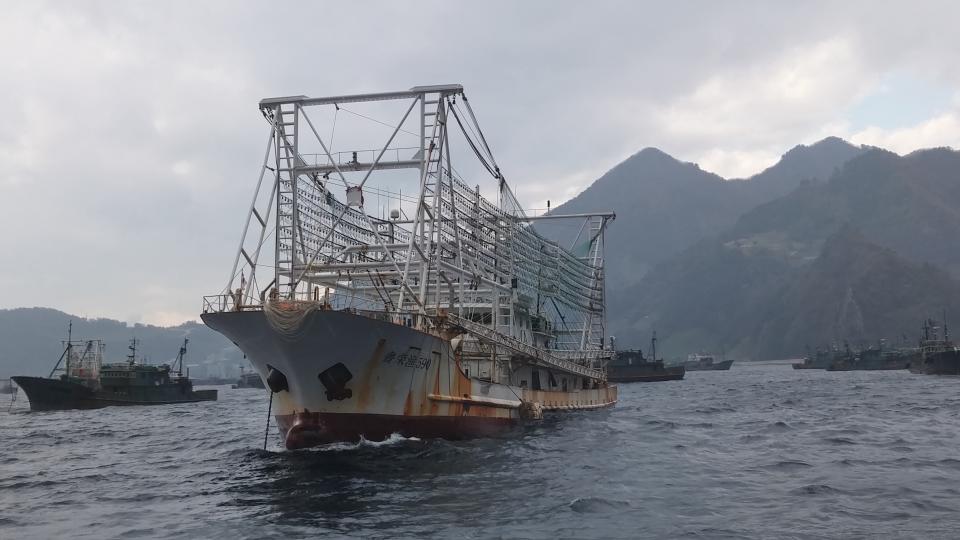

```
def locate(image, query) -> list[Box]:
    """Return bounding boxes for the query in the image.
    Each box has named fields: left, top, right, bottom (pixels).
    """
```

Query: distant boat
left=793, top=349, right=832, bottom=369
left=797, top=342, right=917, bottom=371
left=849, top=345, right=915, bottom=371
left=607, top=332, right=684, bottom=383
left=910, top=317, right=960, bottom=375
left=679, top=354, right=733, bottom=371
left=232, top=367, right=266, bottom=389
left=825, top=345, right=857, bottom=371
left=12, top=324, right=217, bottom=411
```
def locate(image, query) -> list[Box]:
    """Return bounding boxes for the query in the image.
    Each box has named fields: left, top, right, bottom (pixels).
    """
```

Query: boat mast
left=48, top=321, right=73, bottom=379
left=651, top=331, right=658, bottom=362
left=127, top=338, right=139, bottom=365
left=175, top=338, right=188, bottom=376
left=944, top=309, right=950, bottom=343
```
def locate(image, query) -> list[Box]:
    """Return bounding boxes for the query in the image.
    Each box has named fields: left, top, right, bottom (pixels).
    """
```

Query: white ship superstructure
left=202, top=85, right=617, bottom=448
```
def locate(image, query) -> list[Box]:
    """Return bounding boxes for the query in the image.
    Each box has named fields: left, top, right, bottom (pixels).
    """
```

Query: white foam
left=314, top=432, right=421, bottom=452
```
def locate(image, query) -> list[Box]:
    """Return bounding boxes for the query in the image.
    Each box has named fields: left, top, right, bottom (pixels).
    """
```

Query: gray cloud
left=2, top=0, right=959, bottom=324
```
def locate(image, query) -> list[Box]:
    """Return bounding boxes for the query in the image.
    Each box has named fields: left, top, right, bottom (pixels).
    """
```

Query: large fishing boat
left=201, top=85, right=617, bottom=449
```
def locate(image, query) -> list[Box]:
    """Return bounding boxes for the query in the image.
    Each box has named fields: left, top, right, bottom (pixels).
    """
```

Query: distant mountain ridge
left=544, top=137, right=867, bottom=287
left=596, top=143, right=960, bottom=359
left=0, top=307, right=243, bottom=378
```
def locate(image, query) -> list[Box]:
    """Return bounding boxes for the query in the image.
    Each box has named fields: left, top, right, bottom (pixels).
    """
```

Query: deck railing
left=200, top=294, right=609, bottom=380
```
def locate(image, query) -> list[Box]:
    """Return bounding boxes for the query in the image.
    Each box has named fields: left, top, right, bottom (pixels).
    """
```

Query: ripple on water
left=764, top=421, right=792, bottom=433
left=761, top=460, right=812, bottom=472
left=569, top=497, right=631, bottom=514
left=645, top=419, right=678, bottom=430
left=792, top=484, right=844, bottom=496
left=824, top=436, right=858, bottom=445
left=936, top=458, right=960, bottom=470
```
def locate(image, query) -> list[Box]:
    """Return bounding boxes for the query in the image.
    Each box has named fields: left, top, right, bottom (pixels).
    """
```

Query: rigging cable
left=338, top=105, right=420, bottom=139
left=328, top=103, right=340, bottom=154
left=447, top=103, right=497, bottom=178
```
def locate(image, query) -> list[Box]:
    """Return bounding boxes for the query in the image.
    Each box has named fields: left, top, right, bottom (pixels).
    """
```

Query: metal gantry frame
left=222, top=84, right=615, bottom=359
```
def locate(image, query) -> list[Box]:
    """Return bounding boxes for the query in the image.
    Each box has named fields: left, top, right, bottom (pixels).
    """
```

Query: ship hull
left=202, top=309, right=617, bottom=449
left=912, top=350, right=960, bottom=375
left=11, top=376, right=100, bottom=411
left=607, top=367, right=685, bottom=383
left=11, top=375, right=217, bottom=411
left=684, top=359, right=734, bottom=371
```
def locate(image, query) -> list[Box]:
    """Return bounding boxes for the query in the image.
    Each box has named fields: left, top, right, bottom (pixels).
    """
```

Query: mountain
left=0, top=308, right=244, bottom=378
left=743, top=226, right=960, bottom=359
left=615, top=147, right=960, bottom=359
left=540, top=148, right=738, bottom=286
left=543, top=137, right=865, bottom=287
left=738, top=136, right=869, bottom=200
left=731, top=147, right=960, bottom=275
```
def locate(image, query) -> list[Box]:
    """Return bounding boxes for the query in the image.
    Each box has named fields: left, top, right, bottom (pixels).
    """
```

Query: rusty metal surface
left=203, top=310, right=617, bottom=447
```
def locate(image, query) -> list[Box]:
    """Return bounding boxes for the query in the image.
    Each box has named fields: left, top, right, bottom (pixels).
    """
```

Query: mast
left=944, top=309, right=950, bottom=343
left=127, top=338, right=139, bottom=365
left=651, top=331, right=657, bottom=362
left=175, top=338, right=189, bottom=376
left=48, top=321, right=73, bottom=379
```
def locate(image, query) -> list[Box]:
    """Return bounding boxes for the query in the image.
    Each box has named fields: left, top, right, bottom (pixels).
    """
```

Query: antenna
left=944, top=309, right=950, bottom=342
left=127, top=338, right=139, bottom=365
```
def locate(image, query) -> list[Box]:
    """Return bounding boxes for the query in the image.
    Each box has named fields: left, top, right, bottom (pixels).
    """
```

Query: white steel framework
left=216, top=84, right=614, bottom=366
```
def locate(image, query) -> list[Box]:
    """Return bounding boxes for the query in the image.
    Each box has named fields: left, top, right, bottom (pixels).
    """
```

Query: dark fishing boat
left=826, top=345, right=856, bottom=371
left=12, top=325, right=217, bottom=411
left=680, top=354, right=733, bottom=371
left=909, top=318, right=960, bottom=375
left=853, top=344, right=915, bottom=371
left=793, top=349, right=833, bottom=370
left=606, top=333, right=684, bottom=383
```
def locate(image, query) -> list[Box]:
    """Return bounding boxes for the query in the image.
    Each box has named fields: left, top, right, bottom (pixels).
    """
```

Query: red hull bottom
left=275, top=411, right=517, bottom=450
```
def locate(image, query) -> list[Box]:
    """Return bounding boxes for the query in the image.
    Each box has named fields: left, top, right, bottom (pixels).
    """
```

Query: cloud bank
left=2, top=0, right=959, bottom=324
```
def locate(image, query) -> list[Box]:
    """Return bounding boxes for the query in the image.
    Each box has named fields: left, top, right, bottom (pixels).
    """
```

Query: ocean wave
left=569, top=496, right=631, bottom=513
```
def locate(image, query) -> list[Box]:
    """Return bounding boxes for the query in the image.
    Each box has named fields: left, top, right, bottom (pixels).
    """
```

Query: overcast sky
left=3, top=1, right=960, bottom=325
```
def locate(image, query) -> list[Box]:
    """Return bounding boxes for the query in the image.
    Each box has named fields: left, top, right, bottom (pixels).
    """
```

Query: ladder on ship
left=581, top=215, right=607, bottom=352
left=494, top=217, right=516, bottom=339
left=274, top=102, right=305, bottom=293
left=415, top=93, right=446, bottom=309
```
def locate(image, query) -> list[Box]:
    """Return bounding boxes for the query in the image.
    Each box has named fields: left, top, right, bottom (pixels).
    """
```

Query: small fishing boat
left=606, top=333, right=684, bottom=383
